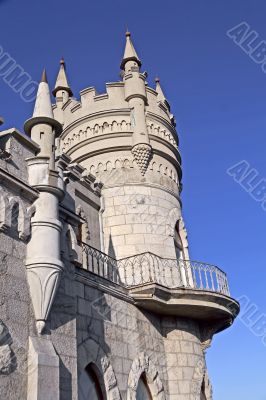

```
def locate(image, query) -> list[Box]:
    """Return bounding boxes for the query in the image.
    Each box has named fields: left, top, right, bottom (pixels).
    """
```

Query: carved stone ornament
left=131, top=143, right=152, bottom=176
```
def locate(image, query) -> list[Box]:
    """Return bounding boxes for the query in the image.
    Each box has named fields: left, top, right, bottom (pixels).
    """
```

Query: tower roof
left=120, top=31, right=142, bottom=70
left=52, top=57, right=73, bottom=97
left=24, top=69, right=62, bottom=136
left=155, top=77, right=170, bottom=109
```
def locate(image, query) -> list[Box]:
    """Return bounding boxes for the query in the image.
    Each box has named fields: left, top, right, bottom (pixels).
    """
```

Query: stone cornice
left=0, top=167, right=39, bottom=201
left=71, top=143, right=132, bottom=163
left=146, top=111, right=179, bottom=142
left=152, top=148, right=182, bottom=180
left=75, top=268, right=133, bottom=303
left=59, top=204, right=84, bottom=224
left=149, top=134, right=181, bottom=163
left=65, top=132, right=132, bottom=157
left=0, top=128, right=40, bottom=153
left=66, top=135, right=182, bottom=180
left=61, top=108, right=131, bottom=139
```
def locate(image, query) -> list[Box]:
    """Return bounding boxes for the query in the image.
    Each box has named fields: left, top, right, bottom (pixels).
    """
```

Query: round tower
left=24, top=70, right=64, bottom=334
left=56, top=32, right=186, bottom=261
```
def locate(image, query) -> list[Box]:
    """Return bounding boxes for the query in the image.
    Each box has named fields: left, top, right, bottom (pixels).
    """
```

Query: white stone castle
left=0, top=32, right=239, bottom=400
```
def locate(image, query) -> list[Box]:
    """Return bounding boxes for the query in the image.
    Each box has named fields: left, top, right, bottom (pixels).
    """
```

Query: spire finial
left=52, top=57, right=73, bottom=97
left=41, top=69, right=48, bottom=83
left=155, top=77, right=160, bottom=83
left=120, top=31, right=142, bottom=70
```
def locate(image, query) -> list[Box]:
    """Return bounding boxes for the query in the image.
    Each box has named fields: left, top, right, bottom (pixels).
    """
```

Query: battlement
left=55, top=81, right=172, bottom=131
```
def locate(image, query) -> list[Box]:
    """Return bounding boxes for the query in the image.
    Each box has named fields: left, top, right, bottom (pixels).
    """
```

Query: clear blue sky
left=0, top=1, right=265, bottom=398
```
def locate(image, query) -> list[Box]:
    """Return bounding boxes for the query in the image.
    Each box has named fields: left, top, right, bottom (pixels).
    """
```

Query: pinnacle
left=41, top=69, right=48, bottom=83
left=53, top=58, right=73, bottom=97
left=120, top=31, right=141, bottom=70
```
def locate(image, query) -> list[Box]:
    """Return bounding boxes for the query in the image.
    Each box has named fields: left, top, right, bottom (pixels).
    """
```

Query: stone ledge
left=128, top=284, right=240, bottom=334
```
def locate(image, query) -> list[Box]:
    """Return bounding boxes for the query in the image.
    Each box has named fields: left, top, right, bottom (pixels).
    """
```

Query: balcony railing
left=79, top=243, right=230, bottom=296
left=80, top=242, right=121, bottom=285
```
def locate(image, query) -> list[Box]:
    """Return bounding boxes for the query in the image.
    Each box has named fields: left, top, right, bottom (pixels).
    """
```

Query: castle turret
left=52, top=58, right=73, bottom=103
left=52, top=58, right=73, bottom=127
left=59, top=33, right=183, bottom=261
left=121, top=32, right=151, bottom=175
left=24, top=71, right=64, bottom=334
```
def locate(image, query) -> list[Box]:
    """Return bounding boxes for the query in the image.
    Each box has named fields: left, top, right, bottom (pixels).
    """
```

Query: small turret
left=120, top=31, right=142, bottom=71
left=24, top=70, right=64, bottom=334
left=121, top=31, right=151, bottom=175
left=52, top=58, right=73, bottom=103
left=155, top=77, right=170, bottom=110
left=24, top=70, right=62, bottom=168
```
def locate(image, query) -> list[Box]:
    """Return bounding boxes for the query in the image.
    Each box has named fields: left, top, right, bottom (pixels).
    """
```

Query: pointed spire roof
left=120, top=31, right=142, bottom=70
left=52, top=57, right=73, bottom=97
left=155, top=77, right=170, bottom=109
left=24, top=69, right=62, bottom=136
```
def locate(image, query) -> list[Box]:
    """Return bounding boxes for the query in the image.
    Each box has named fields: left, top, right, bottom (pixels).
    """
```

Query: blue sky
left=0, top=0, right=266, bottom=398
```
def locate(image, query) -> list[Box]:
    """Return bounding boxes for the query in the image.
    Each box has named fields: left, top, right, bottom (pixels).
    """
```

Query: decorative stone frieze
left=61, top=119, right=132, bottom=152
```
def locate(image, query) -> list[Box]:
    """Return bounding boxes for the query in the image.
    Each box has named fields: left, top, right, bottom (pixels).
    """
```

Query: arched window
left=174, top=221, right=184, bottom=260
left=78, top=363, right=104, bottom=400
left=136, top=374, right=152, bottom=400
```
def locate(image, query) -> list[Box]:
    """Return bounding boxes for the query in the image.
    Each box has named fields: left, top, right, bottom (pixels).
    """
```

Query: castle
left=0, top=33, right=239, bottom=400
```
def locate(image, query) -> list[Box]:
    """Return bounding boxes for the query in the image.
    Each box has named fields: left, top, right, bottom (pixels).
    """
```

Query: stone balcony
left=78, top=243, right=240, bottom=334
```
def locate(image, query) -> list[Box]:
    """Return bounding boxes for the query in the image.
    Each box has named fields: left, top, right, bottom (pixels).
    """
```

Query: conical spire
left=33, top=69, right=54, bottom=119
left=155, top=77, right=170, bottom=109
left=24, top=69, right=62, bottom=136
left=120, top=31, right=141, bottom=70
left=52, top=57, right=73, bottom=97
left=41, top=68, right=48, bottom=83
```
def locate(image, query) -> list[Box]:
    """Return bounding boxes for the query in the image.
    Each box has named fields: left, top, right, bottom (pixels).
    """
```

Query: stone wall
left=0, top=229, right=31, bottom=399
left=75, top=269, right=208, bottom=400
left=0, top=131, right=38, bottom=399
left=102, top=184, right=181, bottom=259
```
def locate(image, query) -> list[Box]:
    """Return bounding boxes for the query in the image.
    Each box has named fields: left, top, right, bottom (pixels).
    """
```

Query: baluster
left=148, top=254, right=152, bottom=283
left=216, top=270, right=221, bottom=292
left=97, top=251, right=100, bottom=276
left=204, top=266, right=209, bottom=290
left=156, top=255, right=160, bottom=285
left=140, top=255, right=144, bottom=285
left=84, top=245, right=88, bottom=271
left=184, top=260, right=190, bottom=288
left=210, top=267, right=215, bottom=291
left=199, top=265, right=203, bottom=289
left=132, top=258, right=136, bottom=286
left=91, top=249, right=94, bottom=273
left=192, top=262, right=197, bottom=288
